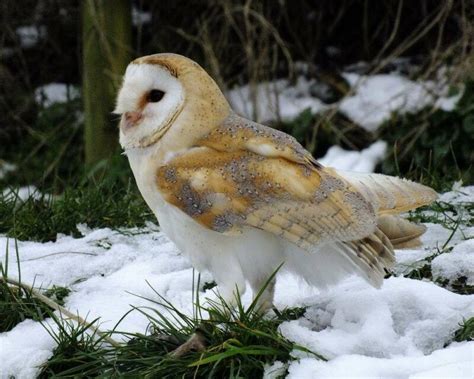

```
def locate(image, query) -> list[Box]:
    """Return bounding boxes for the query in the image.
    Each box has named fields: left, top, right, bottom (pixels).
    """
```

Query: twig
left=0, top=276, right=121, bottom=347
left=21, top=251, right=98, bottom=262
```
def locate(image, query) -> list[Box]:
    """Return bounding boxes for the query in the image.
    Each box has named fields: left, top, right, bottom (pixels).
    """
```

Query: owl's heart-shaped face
left=114, top=63, right=185, bottom=149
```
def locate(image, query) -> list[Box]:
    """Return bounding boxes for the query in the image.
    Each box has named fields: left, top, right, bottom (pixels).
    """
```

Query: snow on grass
left=440, top=185, right=474, bottom=204
left=280, top=277, right=473, bottom=377
left=227, top=78, right=327, bottom=122
left=132, top=6, right=152, bottom=26
left=394, top=222, right=474, bottom=277
left=226, top=68, right=462, bottom=131
left=432, top=239, right=474, bottom=285
left=0, top=161, right=16, bottom=181
left=1, top=187, right=473, bottom=378
left=34, top=83, right=80, bottom=107
left=2, top=185, right=44, bottom=203
left=318, top=140, right=387, bottom=172
left=15, top=25, right=46, bottom=48
left=339, top=73, right=430, bottom=131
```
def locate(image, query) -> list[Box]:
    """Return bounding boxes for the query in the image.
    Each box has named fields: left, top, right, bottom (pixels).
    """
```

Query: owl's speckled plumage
left=115, top=53, right=437, bottom=309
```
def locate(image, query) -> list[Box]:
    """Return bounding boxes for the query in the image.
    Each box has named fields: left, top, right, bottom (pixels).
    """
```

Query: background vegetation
left=1, top=0, right=473, bottom=189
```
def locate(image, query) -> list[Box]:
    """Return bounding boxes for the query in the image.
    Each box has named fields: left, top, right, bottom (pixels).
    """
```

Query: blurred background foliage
left=0, top=0, right=473, bottom=240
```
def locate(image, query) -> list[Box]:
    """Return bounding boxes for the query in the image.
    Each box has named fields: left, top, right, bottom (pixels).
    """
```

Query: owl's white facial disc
left=115, top=63, right=184, bottom=149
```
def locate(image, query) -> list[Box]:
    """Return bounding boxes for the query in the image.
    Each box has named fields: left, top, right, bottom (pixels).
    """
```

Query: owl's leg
left=249, top=275, right=276, bottom=313
left=210, top=255, right=246, bottom=306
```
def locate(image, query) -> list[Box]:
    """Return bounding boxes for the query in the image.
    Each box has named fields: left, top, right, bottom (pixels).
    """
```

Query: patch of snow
left=286, top=343, right=473, bottom=378
left=279, top=277, right=473, bottom=358
left=263, top=360, right=288, bottom=379
left=15, top=25, right=46, bottom=48
left=318, top=140, right=387, bottom=172
left=2, top=185, right=45, bottom=203
left=339, top=73, right=434, bottom=131
left=0, top=319, right=56, bottom=379
left=227, top=66, right=461, bottom=131
left=0, top=161, right=16, bottom=180
left=35, top=83, right=79, bottom=107
left=435, top=89, right=463, bottom=112
left=0, top=225, right=211, bottom=336
left=432, top=239, right=474, bottom=285
left=132, top=6, right=152, bottom=26
left=395, top=222, right=474, bottom=276
left=227, top=77, right=327, bottom=122
left=440, top=185, right=474, bottom=205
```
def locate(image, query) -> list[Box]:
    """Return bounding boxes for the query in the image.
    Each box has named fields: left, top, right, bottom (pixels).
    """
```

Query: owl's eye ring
left=148, top=89, right=165, bottom=103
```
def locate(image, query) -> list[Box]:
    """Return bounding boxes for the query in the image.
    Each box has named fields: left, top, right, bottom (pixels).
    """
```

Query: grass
left=34, top=273, right=323, bottom=378
left=0, top=241, right=71, bottom=332
left=408, top=201, right=474, bottom=229
left=398, top=197, right=474, bottom=294
left=0, top=273, right=51, bottom=332
left=454, top=317, right=474, bottom=342
left=0, top=176, right=154, bottom=243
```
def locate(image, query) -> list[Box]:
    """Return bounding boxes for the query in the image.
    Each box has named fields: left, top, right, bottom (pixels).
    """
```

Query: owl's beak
left=122, top=111, right=143, bottom=129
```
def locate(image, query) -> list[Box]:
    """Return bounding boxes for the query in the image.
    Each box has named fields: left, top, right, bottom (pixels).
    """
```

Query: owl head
left=114, top=53, right=230, bottom=150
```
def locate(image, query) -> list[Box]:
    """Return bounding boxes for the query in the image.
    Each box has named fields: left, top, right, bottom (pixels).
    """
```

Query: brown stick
left=0, top=276, right=121, bottom=347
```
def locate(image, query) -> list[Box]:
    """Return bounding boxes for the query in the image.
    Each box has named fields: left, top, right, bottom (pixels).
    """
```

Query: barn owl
left=115, top=53, right=437, bottom=310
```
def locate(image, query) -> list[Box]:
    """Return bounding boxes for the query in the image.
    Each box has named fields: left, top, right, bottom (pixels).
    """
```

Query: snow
left=287, top=343, right=473, bottom=379
left=15, top=26, right=46, bottom=48
left=132, top=6, right=152, bottom=26
left=0, top=320, right=56, bottom=379
left=432, top=239, right=474, bottom=285
left=440, top=185, right=474, bottom=204
left=339, top=73, right=462, bottom=131
left=1, top=186, right=473, bottom=378
left=227, top=77, right=327, bottom=122
left=0, top=161, right=16, bottom=180
left=34, top=83, right=79, bottom=107
left=2, top=185, right=45, bottom=203
left=339, top=73, right=432, bottom=131
left=226, top=68, right=461, bottom=131
left=280, top=277, right=473, bottom=377
left=318, top=140, right=387, bottom=172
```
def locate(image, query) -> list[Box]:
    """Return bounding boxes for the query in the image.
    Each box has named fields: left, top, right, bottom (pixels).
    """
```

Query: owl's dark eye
left=148, top=89, right=165, bottom=103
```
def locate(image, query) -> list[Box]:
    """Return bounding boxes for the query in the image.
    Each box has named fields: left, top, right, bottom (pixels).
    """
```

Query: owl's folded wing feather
left=157, top=146, right=377, bottom=248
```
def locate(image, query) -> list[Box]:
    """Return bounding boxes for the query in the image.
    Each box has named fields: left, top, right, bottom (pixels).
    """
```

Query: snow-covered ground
left=1, top=182, right=473, bottom=378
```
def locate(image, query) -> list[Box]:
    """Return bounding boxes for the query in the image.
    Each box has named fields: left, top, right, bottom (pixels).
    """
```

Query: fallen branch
left=0, top=276, right=121, bottom=347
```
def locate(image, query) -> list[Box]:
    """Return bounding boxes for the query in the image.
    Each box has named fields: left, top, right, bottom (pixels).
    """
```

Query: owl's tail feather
left=338, top=227, right=395, bottom=288
left=283, top=227, right=394, bottom=289
left=325, top=216, right=428, bottom=288
left=336, top=170, right=438, bottom=215
left=327, top=215, right=428, bottom=288
left=377, top=215, right=427, bottom=249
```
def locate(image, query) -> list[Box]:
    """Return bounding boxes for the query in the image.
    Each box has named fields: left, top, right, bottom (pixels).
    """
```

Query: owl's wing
left=197, top=112, right=321, bottom=168
left=157, top=145, right=377, bottom=248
